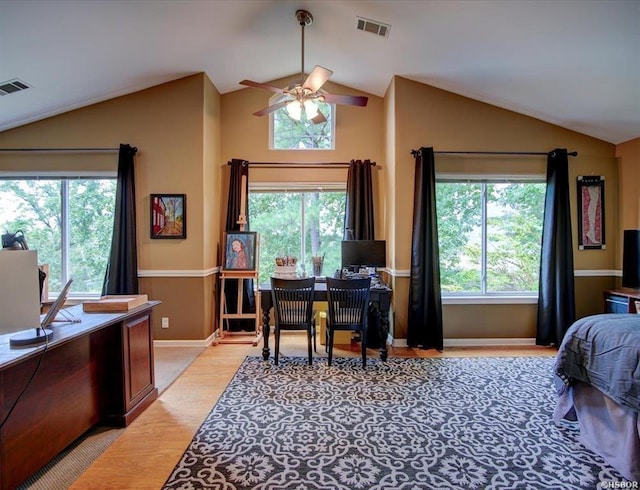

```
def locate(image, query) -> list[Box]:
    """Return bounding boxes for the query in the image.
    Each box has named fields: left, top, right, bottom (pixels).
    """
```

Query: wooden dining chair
left=270, top=276, right=316, bottom=365
left=325, top=277, right=371, bottom=368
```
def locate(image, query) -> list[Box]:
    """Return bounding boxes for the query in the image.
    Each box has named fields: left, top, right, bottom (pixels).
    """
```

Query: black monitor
left=622, top=229, right=640, bottom=288
left=341, top=240, right=386, bottom=269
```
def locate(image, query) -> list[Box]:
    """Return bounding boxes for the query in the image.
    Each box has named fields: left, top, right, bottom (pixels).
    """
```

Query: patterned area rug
left=163, top=356, right=624, bottom=489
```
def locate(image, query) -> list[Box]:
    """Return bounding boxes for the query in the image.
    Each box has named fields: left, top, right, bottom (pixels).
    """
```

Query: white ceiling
left=1, top=0, right=639, bottom=144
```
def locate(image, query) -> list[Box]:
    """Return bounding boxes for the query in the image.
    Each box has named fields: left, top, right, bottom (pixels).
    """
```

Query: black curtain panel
left=225, top=159, right=249, bottom=231
left=407, top=147, right=443, bottom=350
left=102, top=144, right=139, bottom=295
left=344, top=159, right=375, bottom=240
left=224, top=159, right=255, bottom=331
left=536, top=148, right=576, bottom=345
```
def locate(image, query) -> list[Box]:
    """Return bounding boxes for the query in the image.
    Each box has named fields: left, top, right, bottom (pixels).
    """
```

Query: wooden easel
left=218, top=174, right=262, bottom=345
left=219, top=269, right=261, bottom=345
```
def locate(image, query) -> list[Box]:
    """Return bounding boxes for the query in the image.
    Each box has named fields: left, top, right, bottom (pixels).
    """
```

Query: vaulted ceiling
left=1, top=0, right=638, bottom=144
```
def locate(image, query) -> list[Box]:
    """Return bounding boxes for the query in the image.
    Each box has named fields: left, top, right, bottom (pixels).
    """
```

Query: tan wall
left=390, top=76, right=617, bottom=340
left=383, top=78, right=397, bottom=271
left=616, top=137, right=640, bottom=271
left=221, top=75, right=384, bottom=164
left=0, top=72, right=633, bottom=344
left=0, top=74, right=222, bottom=341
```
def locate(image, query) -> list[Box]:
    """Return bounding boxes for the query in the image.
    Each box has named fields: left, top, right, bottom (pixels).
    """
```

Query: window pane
left=250, top=192, right=302, bottom=282
left=272, top=101, right=334, bottom=149
left=69, top=180, right=117, bottom=293
left=0, top=180, right=63, bottom=290
left=304, top=192, right=345, bottom=277
left=436, top=180, right=544, bottom=294
left=436, top=182, right=482, bottom=292
left=486, top=183, right=545, bottom=292
left=0, top=178, right=116, bottom=295
left=249, top=190, right=345, bottom=282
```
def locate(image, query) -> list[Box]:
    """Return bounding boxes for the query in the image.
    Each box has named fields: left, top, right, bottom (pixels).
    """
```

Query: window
left=436, top=178, right=545, bottom=295
left=0, top=177, right=117, bottom=296
left=270, top=97, right=335, bottom=150
left=248, top=185, right=345, bottom=282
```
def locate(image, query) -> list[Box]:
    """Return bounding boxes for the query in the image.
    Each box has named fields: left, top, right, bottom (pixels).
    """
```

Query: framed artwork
left=223, top=231, right=257, bottom=271
left=150, top=194, right=186, bottom=239
left=577, top=176, right=605, bottom=250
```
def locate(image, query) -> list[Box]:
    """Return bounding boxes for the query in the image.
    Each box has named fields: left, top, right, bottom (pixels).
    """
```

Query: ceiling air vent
left=356, top=16, right=391, bottom=38
left=0, top=79, right=31, bottom=96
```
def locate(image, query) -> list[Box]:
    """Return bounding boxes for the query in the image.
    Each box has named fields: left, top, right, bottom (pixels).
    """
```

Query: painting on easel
left=223, top=231, right=257, bottom=271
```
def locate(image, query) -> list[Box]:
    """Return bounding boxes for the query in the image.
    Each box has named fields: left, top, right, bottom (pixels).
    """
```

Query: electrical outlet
left=161, top=317, right=169, bottom=329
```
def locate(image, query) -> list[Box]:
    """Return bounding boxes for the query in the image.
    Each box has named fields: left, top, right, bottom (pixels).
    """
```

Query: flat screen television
left=341, top=240, right=386, bottom=269
left=622, top=229, right=640, bottom=288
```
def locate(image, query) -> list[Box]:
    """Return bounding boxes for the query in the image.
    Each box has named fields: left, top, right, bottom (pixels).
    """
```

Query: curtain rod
left=0, top=147, right=121, bottom=153
left=410, top=149, right=578, bottom=157
left=227, top=161, right=377, bottom=168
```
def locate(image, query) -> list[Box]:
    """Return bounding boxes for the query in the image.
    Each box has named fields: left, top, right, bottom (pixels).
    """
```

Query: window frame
left=0, top=170, right=117, bottom=299
left=268, top=94, right=336, bottom=150
left=248, top=181, right=347, bottom=282
left=436, top=173, right=546, bottom=301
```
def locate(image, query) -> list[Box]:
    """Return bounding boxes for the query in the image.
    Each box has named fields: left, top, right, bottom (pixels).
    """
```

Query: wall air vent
left=356, top=16, right=391, bottom=38
left=0, top=79, right=31, bottom=96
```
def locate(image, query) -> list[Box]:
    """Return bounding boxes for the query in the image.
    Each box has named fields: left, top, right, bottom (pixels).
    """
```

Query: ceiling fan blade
left=311, top=111, right=327, bottom=125
left=321, top=93, right=369, bottom=107
left=302, top=66, right=333, bottom=93
left=240, top=79, right=287, bottom=94
left=252, top=100, right=289, bottom=117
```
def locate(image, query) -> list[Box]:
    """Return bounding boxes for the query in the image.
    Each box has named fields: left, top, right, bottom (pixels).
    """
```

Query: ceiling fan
left=239, top=9, right=368, bottom=124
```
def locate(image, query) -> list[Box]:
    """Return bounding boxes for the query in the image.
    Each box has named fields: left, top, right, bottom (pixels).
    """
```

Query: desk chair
left=270, top=277, right=316, bottom=365
left=326, top=277, right=371, bottom=368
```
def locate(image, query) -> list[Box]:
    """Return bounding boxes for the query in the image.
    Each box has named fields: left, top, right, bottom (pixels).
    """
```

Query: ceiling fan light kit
left=239, top=9, right=368, bottom=123
left=303, top=100, right=318, bottom=119
left=286, top=99, right=302, bottom=120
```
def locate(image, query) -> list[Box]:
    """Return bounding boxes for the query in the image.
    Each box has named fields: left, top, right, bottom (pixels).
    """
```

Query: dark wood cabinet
left=122, top=313, right=156, bottom=421
left=603, top=288, right=640, bottom=313
left=0, top=302, right=159, bottom=490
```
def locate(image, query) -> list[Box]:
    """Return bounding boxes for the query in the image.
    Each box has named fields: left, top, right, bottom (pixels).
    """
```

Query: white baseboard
left=391, top=337, right=536, bottom=348
left=444, top=338, right=537, bottom=347
left=156, top=335, right=536, bottom=349
left=391, top=338, right=407, bottom=347
left=154, top=334, right=215, bottom=348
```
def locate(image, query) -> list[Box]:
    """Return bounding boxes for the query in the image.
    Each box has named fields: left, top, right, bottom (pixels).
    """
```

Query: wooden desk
left=0, top=301, right=160, bottom=490
left=259, top=282, right=392, bottom=361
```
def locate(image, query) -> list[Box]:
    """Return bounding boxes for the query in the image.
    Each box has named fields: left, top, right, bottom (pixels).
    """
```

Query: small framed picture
left=223, top=231, right=257, bottom=271
left=150, top=194, right=186, bottom=239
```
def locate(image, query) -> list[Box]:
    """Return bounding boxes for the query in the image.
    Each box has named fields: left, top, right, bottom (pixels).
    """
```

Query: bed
left=553, top=313, right=640, bottom=481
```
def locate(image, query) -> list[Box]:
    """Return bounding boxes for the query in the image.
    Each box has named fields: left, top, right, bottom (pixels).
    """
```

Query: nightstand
left=603, top=288, right=640, bottom=313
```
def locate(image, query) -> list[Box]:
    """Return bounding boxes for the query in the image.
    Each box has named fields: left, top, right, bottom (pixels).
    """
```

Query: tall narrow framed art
left=577, top=176, right=605, bottom=250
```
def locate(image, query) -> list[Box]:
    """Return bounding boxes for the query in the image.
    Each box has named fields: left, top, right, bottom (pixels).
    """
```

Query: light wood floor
left=71, top=333, right=556, bottom=489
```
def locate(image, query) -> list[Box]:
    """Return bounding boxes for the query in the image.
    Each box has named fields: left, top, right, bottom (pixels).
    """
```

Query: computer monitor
left=341, top=240, right=386, bottom=270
